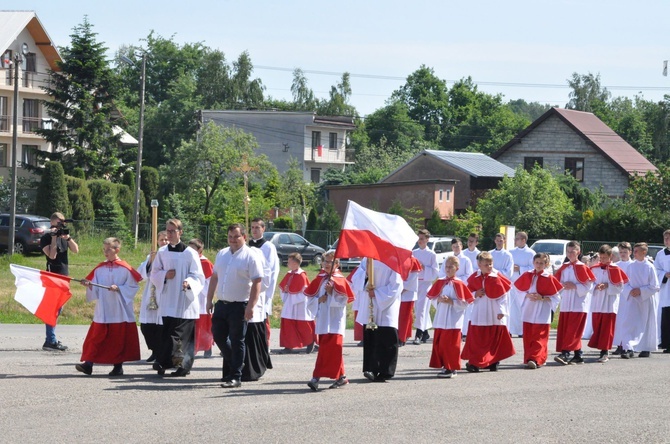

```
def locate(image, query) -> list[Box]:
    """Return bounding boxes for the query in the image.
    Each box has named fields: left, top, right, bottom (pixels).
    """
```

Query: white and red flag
left=335, top=200, right=418, bottom=280
left=10, top=264, right=72, bottom=325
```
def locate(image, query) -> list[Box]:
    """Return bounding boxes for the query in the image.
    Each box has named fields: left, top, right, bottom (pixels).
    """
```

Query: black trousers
left=660, top=306, right=670, bottom=349
left=157, top=317, right=195, bottom=371
left=211, top=301, right=247, bottom=381
left=363, top=326, right=399, bottom=379
left=140, top=323, right=163, bottom=353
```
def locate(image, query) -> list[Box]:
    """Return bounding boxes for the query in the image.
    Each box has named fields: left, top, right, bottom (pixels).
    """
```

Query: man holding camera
left=40, top=212, right=79, bottom=351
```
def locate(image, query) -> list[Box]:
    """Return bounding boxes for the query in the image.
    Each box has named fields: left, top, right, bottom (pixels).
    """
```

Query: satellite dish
left=21, top=42, right=29, bottom=56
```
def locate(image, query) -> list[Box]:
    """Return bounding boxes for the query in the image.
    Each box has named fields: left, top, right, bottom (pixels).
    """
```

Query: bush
left=273, top=216, right=294, bottom=230
left=35, top=161, right=70, bottom=217
left=65, top=176, right=94, bottom=229
left=141, top=166, right=160, bottom=207
left=114, top=183, right=134, bottom=224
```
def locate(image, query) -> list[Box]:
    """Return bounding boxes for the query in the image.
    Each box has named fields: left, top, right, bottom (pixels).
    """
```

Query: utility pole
left=8, top=53, right=21, bottom=256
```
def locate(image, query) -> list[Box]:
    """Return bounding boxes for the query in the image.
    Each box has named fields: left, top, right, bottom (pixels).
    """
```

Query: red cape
left=85, top=259, right=142, bottom=283
left=514, top=270, right=564, bottom=295
left=200, top=257, right=214, bottom=279
left=427, top=278, right=473, bottom=303
left=554, top=261, right=596, bottom=284
left=346, top=266, right=359, bottom=283
left=278, top=270, right=310, bottom=294
left=409, top=257, right=423, bottom=273
left=467, top=271, right=511, bottom=298
left=304, top=270, right=355, bottom=303
left=590, top=263, right=628, bottom=285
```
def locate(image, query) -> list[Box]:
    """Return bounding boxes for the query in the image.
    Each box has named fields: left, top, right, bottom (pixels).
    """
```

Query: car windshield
left=413, top=242, right=434, bottom=249
left=532, top=242, right=565, bottom=255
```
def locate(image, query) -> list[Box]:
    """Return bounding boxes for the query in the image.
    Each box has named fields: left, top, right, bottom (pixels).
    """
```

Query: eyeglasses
left=166, top=229, right=179, bottom=234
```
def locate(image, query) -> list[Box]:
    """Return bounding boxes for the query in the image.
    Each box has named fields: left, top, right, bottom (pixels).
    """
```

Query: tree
left=278, top=158, right=314, bottom=228
left=363, top=99, right=426, bottom=148
left=65, top=176, right=94, bottom=227
left=507, top=99, right=551, bottom=121
left=476, top=166, right=575, bottom=238
left=37, top=17, right=122, bottom=178
left=566, top=72, right=611, bottom=113
left=35, top=162, right=70, bottom=217
left=317, top=73, right=356, bottom=116
left=626, top=164, right=670, bottom=214
left=140, top=166, right=160, bottom=206
left=164, top=121, right=267, bottom=219
left=291, top=68, right=317, bottom=111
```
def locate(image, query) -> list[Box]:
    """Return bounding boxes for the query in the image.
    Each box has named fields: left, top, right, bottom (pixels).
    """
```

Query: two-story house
left=0, top=11, right=60, bottom=180
left=200, top=110, right=355, bottom=182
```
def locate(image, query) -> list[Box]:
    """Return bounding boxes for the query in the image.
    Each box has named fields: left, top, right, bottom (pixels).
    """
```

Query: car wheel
left=313, top=254, right=323, bottom=266
left=14, top=241, right=26, bottom=255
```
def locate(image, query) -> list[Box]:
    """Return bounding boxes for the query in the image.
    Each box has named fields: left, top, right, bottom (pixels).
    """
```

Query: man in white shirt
left=509, top=231, right=535, bottom=337
left=207, top=224, right=264, bottom=388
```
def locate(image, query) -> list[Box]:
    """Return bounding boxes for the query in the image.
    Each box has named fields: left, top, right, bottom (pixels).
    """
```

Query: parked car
left=263, top=232, right=326, bottom=266
left=529, top=239, right=570, bottom=273
left=647, top=244, right=664, bottom=262
left=414, top=236, right=454, bottom=269
left=0, top=213, right=52, bottom=254
left=329, top=239, right=361, bottom=272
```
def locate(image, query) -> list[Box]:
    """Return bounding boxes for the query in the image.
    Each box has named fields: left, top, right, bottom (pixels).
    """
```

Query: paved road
left=1, top=324, right=669, bottom=443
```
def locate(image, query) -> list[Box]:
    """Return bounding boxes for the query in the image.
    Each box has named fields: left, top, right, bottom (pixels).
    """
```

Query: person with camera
left=40, top=212, right=79, bottom=351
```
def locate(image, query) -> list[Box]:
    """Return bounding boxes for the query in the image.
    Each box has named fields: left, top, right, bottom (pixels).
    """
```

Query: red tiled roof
left=493, top=108, right=657, bottom=176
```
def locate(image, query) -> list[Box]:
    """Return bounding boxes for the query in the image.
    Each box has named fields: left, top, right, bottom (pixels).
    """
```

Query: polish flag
left=335, top=201, right=418, bottom=280
left=10, top=264, right=72, bottom=325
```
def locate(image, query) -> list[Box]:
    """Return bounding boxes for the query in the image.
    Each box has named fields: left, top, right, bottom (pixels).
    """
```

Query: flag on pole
left=664, top=60, right=668, bottom=77
left=10, top=264, right=72, bottom=325
left=335, top=200, right=418, bottom=280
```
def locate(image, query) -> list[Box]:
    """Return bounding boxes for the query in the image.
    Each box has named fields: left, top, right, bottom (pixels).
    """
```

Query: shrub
left=35, top=161, right=70, bottom=217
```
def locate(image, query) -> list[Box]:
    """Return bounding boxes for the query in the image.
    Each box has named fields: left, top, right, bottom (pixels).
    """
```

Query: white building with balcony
left=201, top=110, right=356, bottom=183
left=0, top=10, right=60, bottom=180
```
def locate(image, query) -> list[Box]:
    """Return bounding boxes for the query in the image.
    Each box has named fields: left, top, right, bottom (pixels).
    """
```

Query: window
left=310, top=168, right=321, bottom=183
left=0, top=96, right=7, bottom=131
left=438, top=189, right=443, bottom=202
left=524, top=156, right=543, bottom=171
left=329, top=132, right=337, bottom=149
left=0, top=143, right=6, bottom=167
left=22, top=145, right=39, bottom=167
left=311, top=131, right=321, bottom=148
left=23, top=53, right=36, bottom=87
left=565, top=157, right=584, bottom=182
left=445, top=189, right=451, bottom=202
left=23, top=99, right=40, bottom=133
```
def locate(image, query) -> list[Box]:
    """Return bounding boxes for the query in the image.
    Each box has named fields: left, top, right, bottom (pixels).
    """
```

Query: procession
left=10, top=202, right=670, bottom=392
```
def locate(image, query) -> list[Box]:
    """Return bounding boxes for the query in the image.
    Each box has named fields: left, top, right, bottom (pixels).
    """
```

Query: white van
left=414, top=236, right=454, bottom=268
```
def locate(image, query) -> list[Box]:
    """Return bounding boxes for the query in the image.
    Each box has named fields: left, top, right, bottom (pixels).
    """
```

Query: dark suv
left=0, top=214, right=52, bottom=254
left=263, top=232, right=326, bottom=266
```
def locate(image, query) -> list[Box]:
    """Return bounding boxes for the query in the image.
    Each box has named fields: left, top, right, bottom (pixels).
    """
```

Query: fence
left=67, top=219, right=339, bottom=251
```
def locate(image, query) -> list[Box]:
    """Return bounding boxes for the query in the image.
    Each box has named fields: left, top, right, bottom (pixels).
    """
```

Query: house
left=326, top=149, right=515, bottom=221
left=492, top=107, right=657, bottom=196
left=0, top=11, right=61, bottom=180
left=200, top=110, right=356, bottom=183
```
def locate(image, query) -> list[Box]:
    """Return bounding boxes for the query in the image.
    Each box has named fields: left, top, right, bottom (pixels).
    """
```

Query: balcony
left=1, top=69, right=50, bottom=89
left=22, top=117, right=43, bottom=134
left=0, top=115, right=7, bottom=132
left=304, top=146, right=353, bottom=164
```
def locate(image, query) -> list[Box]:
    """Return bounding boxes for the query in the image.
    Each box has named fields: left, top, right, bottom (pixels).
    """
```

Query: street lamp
left=8, top=46, right=27, bottom=255
left=119, top=53, right=146, bottom=248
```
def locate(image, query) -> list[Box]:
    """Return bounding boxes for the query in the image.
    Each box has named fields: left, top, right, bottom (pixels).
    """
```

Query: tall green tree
left=566, top=72, right=611, bottom=113
left=476, top=166, right=574, bottom=238
left=35, top=161, right=70, bottom=217
left=37, top=17, right=121, bottom=178
left=317, top=73, right=356, bottom=116
left=291, top=68, right=317, bottom=111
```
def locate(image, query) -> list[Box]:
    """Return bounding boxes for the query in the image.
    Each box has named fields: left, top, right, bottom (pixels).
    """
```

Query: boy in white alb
left=137, top=230, right=168, bottom=362
left=439, top=237, right=473, bottom=280
left=76, top=238, right=142, bottom=376
left=461, top=233, right=481, bottom=337
left=427, top=256, right=473, bottom=378
left=612, top=242, right=634, bottom=355
left=509, top=231, right=535, bottom=337
left=399, top=257, right=422, bottom=346
left=279, top=253, right=315, bottom=353
left=412, top=229, right=439, bottom=345
left=654, top=230, right=670, bottom=354
left=613, top=242, right=659, bottom=359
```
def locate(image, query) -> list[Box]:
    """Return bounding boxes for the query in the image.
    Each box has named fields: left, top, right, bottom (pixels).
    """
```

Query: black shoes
left=612, top=345, right=623, bottom=355
left=170, top=367, right=190, bottom=377
left=621, top=350, right=635, bottom=359
left=486, top=362, right=499, bottom=372
left=306, top=342, right=316, bottom=354
left=638, top=351, right=650, bottom=358
left=363, top=371, right=375, bottom=381
left=108, top=365, right=124, bottom=376
left=465, top=363, right=480, bottom=373
left=221, top=379, right=241, bottom=388
left=568, top=355, right=584, bottom=365
left=203, top=349, right=212, bottom=358
left=421, top=331, right=430, bottom=343
left=43, top=341, right=68, bottom=351
left=75, top=362, right=93, bottom=375
left=152, top=362, right=165, bottom=375
left=554, top=353, right=570, bottom=365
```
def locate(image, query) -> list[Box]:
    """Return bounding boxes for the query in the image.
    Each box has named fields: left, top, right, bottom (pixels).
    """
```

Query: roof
left=0, top=10, right=61, bottom=71
left=327, top=178, right=458, bottom=190
left=313, top=116, right=356, bottom=130
left=383, top=149, right=516, bottom=181
left=493, top=107, right=657, bottom=176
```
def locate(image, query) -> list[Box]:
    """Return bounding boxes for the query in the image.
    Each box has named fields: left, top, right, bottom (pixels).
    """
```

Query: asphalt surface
left=1, top=324, right=669, bottom=443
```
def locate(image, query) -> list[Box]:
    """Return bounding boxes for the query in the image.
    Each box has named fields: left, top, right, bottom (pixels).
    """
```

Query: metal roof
left=421, top=149, right=516, bottom=178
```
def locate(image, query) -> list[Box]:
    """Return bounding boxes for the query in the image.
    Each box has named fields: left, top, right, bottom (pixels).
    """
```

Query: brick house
left=492, top=107, right=657, bottom=196
left=326, top=149, right=514, bottom=221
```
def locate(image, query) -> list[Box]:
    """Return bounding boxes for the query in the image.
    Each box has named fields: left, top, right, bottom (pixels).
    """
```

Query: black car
left=0, top=213, right=52, bottom=254
left=263, top=232, right=326, bottom=266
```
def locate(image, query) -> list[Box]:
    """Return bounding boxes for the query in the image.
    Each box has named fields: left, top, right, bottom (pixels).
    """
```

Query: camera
left=52, top=219, right=74, bottom=237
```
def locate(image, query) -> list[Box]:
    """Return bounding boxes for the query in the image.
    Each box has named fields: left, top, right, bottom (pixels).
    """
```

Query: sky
left=13, top=0, right=670, bottom=116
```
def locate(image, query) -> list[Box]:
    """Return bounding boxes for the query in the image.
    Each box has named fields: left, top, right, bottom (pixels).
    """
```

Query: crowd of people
left=44, top=212, right=670, bottom=388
